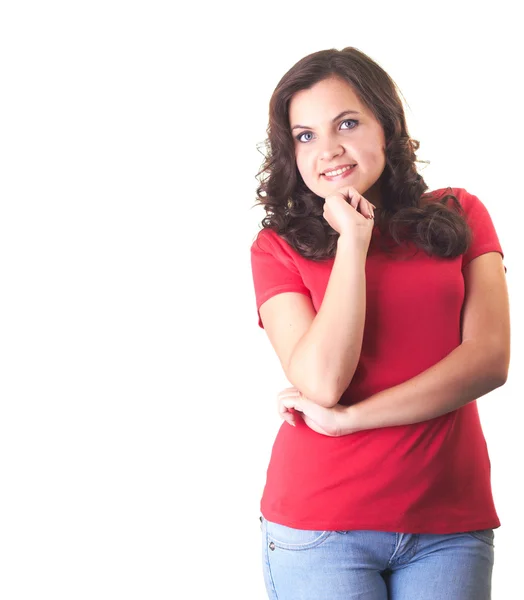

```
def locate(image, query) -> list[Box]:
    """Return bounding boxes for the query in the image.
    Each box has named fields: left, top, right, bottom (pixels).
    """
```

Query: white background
left=0, top=1, right=522, bottom=598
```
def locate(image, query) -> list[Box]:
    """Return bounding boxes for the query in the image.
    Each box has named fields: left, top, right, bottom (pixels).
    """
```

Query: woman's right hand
left=322, top=186, right=376, bottom=248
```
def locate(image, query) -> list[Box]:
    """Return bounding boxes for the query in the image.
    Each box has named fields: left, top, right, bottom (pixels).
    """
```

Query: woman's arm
left=262, top=234, right=368, bottom=408
left=259, top=190, right=374, bottom=408
left=280, top=252, right=510, bottom=434
left=349, top=252, right=510, bottom=431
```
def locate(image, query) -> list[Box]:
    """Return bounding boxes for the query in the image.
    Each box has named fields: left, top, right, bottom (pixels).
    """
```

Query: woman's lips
left=321, top=164, right=357, bottom=182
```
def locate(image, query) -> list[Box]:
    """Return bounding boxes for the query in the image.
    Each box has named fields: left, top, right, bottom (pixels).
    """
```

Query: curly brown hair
left=255, top=47, right=471, bottom=261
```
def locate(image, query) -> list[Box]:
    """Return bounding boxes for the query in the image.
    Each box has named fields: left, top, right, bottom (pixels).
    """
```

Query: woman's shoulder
left=424, top=186, right=483, bottom=212
left=251, top=227, right=294, bottom=255
left=250, top=227, right=310, bottom=272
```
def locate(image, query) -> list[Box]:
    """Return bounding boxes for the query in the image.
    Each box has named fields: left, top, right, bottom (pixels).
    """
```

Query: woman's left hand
left=277, top=387, right=352, bottom=437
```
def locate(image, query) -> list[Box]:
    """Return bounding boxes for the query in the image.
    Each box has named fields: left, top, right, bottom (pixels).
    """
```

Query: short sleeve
left=458, top=189, right=505, bottom=271
left=250, top=229, right=311, bottom=328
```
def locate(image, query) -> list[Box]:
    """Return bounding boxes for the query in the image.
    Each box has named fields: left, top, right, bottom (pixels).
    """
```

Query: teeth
left=323, top=165, right=354, bottom=177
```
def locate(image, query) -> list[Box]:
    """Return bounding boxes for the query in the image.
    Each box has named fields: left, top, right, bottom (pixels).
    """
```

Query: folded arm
left=280, top=252, right=510, bottom=436
left=345, top=252, right=510, bottom=432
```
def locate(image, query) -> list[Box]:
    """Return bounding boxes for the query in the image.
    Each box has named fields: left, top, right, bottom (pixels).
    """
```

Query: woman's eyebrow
left=291, top=110, right=361, bottom=131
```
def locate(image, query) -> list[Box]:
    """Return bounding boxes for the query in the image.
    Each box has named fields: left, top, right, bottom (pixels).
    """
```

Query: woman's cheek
left=295, top=156, right=309, bottom=182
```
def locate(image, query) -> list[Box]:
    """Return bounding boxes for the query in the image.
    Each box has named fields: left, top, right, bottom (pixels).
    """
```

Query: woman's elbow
left=485, top=357, right=509, bottom=391
left=493, top=363, right=509, bottom=387
left=303, top=378, right=348, bottom=408
left=493, top=344, right=510, bottom=386
left=313, top=390, right=341, bottom=408
left=286, top=371, right=342, bottom=408
left=286, top=360, right=351, bottom=408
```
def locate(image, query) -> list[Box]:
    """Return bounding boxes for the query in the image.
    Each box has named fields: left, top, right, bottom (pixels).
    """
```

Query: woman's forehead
left=289, top=78, right=367, bottom=125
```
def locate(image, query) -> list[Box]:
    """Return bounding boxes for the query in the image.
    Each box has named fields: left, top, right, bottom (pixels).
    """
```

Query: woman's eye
left=340, top=119, right=358, bottom=130
left=296, top=131, right=314, bottom=143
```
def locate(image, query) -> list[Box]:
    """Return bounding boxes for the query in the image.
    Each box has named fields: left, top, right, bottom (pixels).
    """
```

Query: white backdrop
left=1, top=1, right=522, bottom=598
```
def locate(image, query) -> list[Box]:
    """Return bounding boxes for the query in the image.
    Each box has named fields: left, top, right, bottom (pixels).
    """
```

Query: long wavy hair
left=255, top=47, right=471, bottom=260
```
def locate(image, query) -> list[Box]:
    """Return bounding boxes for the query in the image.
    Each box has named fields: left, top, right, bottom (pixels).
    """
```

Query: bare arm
left=260, top=188, right=374, bottom=408
left=262, top=236, right=367, bottom=407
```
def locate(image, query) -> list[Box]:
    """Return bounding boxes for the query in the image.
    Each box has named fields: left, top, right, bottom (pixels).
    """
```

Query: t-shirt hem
left=462, top=246, right=504, bottom=270
left=260, top=509, right=501, bottom=534
left=257, top=284, right=311, bottom=309
left=257, top=285, right=311, bottom=328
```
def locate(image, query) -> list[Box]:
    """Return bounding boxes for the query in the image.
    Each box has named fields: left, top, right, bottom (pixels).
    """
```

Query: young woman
left=250, top=47, right=510, bottom=600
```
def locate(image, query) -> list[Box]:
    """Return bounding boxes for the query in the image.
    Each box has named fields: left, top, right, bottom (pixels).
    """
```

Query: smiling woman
left=255, top=48, right=472, bottom=262
left=290, top=79, right=386, bottom=206
left=250, top=47, right=510, bottom=600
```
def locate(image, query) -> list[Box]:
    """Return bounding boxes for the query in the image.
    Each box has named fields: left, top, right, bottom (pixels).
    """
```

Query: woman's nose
left=319, top=138, right=344, bottom=161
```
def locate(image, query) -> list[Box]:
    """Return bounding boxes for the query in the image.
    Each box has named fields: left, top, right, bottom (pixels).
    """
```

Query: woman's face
left=288, top=76, right=386, bottom=205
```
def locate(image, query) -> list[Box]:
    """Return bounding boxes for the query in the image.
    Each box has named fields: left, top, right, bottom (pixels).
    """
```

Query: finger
left=280, top=397, right=295, bottom=410
left=278, top=402, right=296, bottom=425
left=347, top=189, right=362, bottom=210
left=278, top=399, right=291, bottom=415
left=279, top=402, right=297, bottom=426
left=344, top=188, right=373, bottom=214
left=278, top=388, right=301, bottom=400
left=328, top=188, right=356, bottom=208
left=278, top=386, right=297, bottom=394
left=282, top=398, right=303, bottom=413
left=281, top=409, right=296, bottom=425
left=358, top=199, right=374, bottom=220
left=286, top=395, right=323, bottom=421
left=278, top=393, right=300, bottom=411
left=354, top=198, right=371, bottom=217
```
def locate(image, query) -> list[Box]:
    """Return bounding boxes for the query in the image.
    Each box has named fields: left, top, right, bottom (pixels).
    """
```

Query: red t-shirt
left=250, top=188, right=504, bottom=534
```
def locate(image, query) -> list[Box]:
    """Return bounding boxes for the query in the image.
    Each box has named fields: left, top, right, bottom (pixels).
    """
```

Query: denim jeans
left=260, top=517, right=494, bottom=599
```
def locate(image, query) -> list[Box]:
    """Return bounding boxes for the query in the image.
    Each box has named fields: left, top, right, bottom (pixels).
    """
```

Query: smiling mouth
left=321, top=164, right=356, bottom=177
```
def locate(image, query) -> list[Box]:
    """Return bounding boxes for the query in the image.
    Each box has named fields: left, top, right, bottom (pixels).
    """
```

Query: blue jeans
left=261, top=517, right=494, bottom=599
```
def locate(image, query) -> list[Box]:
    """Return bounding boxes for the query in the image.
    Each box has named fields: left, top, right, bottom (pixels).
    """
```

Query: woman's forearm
left=340, top=339, right=508, bottom=433
left=288, top=235, right=367, bottom=408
